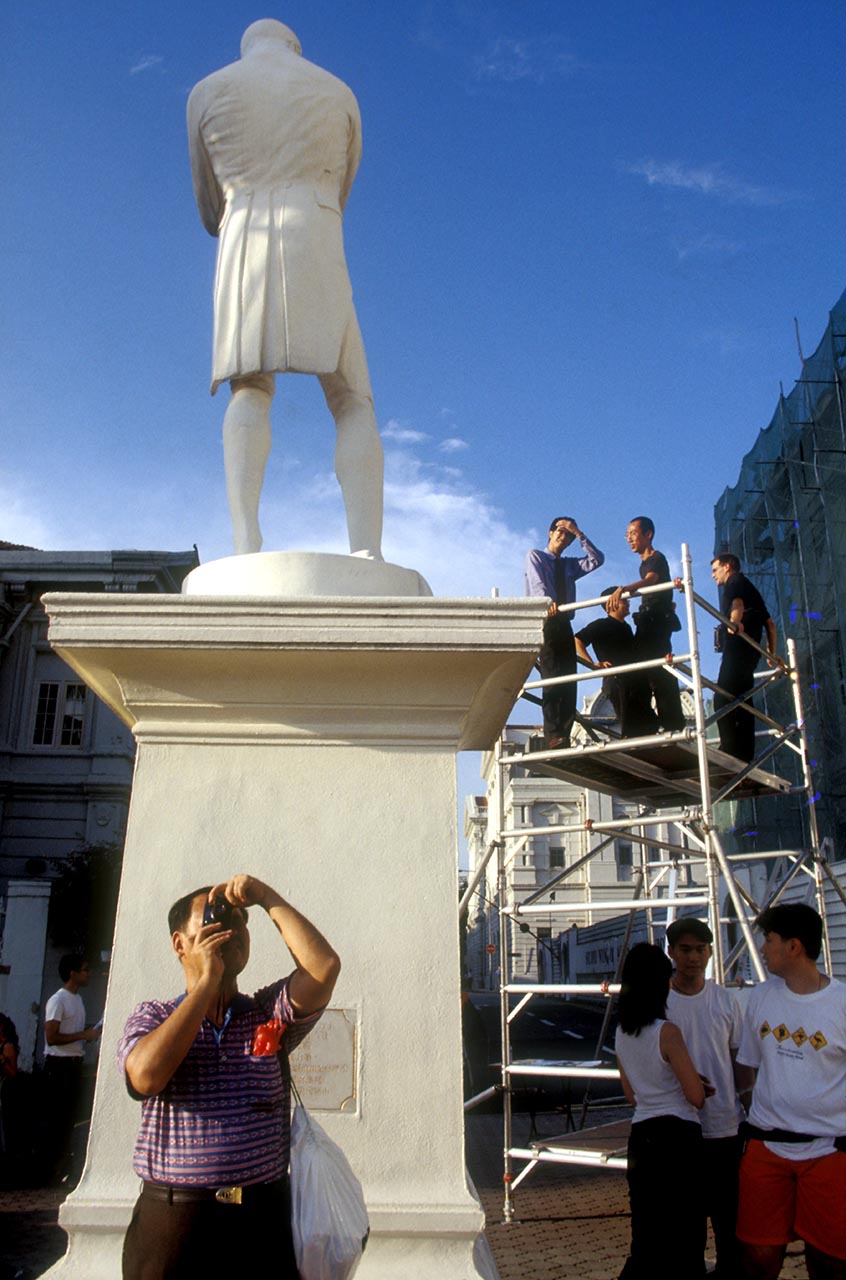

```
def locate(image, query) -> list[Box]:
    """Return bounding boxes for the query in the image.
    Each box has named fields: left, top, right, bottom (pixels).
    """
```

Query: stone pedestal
left=42, top=589, right=545, bottom=1278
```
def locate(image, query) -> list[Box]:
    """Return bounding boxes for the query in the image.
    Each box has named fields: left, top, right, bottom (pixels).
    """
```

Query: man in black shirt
left=609, top=517, right=685, bottom=731
left=712, top=554, right=779, bottom=762
left=575, top=589, right=660, bottom=737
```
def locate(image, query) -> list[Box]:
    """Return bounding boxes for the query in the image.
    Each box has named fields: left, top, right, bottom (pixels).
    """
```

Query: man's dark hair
left=616, top=943, right=672, bottom=1035
left=712, top=553, right=740, bottom=573
left=59, top=953, right=87, bottom=983
left=549, top=516, right=576, bottom=533
left=168, top=886, right=212, bottom=935
left=630, top=516, right=654, bottom=538
left=756, top=903, right=823, bottom=961
left=601, top=586, right=619, bottom=598
left=666, top=917, right=713, bottom=947
left=0, top=1013, right=19, bottom=1054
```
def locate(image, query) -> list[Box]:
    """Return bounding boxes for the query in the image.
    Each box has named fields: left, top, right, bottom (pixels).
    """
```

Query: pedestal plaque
left=290, top=1008, right=357, bottom=1112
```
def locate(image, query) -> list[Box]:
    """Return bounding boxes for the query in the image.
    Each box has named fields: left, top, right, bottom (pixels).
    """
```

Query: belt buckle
left=215, top=1185, right=243, bottom=1206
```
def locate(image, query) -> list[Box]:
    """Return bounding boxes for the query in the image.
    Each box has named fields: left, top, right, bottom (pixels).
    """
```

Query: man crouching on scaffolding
left=574, top=587, right=659, bottom=738
left=525, top=517, right=604, bottom=748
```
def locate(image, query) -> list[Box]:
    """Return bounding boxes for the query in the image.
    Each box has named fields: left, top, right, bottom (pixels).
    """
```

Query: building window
left=33, top=682, right=87, bottom=747
left=617, top=840, right=633, bottom=881
left=549, top=846, right=565, bottom=869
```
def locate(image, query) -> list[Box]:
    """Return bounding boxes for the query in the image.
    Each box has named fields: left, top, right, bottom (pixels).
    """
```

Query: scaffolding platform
left=529, top=1118, right=631, bottom=1163
left=518, top=733, right=794, bottom=806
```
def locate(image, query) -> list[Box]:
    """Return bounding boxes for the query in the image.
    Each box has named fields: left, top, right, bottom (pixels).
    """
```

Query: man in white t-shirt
left=43, top=954, right=100, bottom=1182
left=667, top=917, right=752, bottom=1280
left=737, top=903, right=846, bottom=1280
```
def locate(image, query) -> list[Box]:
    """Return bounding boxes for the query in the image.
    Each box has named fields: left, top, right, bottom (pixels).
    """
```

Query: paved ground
left=0, top=1114, right=811, bottom=1278
left=466, top=1109, right=809, bottom=1280
left=0, top=1184, right=66, bottom=1280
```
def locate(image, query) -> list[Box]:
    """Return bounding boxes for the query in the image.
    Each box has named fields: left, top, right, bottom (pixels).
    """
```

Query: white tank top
left=615, top=1020, right=700, bottom=1125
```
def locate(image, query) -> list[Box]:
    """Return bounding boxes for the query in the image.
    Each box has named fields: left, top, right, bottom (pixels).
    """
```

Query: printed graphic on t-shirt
left=760, top=1020, right=827, bottom=1051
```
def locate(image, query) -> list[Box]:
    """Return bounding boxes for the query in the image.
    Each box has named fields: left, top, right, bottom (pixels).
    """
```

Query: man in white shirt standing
left=666, top=918, right=752, bottom=1280
left=43, top=954, right=100, bottom=1182
left=736, top=904, right=846, bottom=1280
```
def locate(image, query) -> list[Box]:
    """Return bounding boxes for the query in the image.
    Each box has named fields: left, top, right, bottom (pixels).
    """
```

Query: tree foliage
left=47, top=842, right=123, bottom=955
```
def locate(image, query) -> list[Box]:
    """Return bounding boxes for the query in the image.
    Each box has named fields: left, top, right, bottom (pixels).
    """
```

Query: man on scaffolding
left=525, top=517, right=604, bottom=748
left=610, top=517, right=685, bottom=732
left=574, top=587, right=659, bottom=738
left=711, top=554, right=779, bottom=763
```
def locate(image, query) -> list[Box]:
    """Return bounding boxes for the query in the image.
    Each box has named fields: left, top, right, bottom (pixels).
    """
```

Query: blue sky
left=4, top=2, right=845, bottom=822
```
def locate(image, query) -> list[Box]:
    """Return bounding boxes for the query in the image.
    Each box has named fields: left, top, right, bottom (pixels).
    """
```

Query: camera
left=203, top=895, right=239, bottom=930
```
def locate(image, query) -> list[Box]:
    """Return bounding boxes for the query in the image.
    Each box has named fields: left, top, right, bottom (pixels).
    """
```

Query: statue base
left=182, top=551, right=432, bottom=598
left=41, top=590, right=547, bottom=1278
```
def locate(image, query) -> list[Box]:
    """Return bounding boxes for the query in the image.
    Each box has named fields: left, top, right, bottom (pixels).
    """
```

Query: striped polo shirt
left=117, top=977, right=320, bottom=1186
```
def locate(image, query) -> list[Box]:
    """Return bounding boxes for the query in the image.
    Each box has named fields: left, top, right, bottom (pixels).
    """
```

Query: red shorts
left=737, top=1139, right=846, bottom=1260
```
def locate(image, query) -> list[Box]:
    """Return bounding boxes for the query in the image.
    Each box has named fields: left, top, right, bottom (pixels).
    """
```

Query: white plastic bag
left=290, top=1101, right=369, bottom=1280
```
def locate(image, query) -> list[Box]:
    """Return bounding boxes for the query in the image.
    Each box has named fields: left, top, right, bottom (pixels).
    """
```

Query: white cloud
left=381, top=450, right=531, bottom=596
left=0, top=466, right=225, bottom=561
left=673, top=231, right=743, bottom=262
left=382, top=419, right=430, bottom=444
left=0, top=479, right=55, bottom=550
left=439, top=437, right=469, bottom=453
left=690, top=327, right=749, bottom=358
left=245, top=446, right=533, bottom=596
left=624, top=158, right=792, bottom=207
left=130, top=55, right=164, bottom=76
left=1, top=425, right=532, bottom=599
left=473, top=36, right=581, bottom=85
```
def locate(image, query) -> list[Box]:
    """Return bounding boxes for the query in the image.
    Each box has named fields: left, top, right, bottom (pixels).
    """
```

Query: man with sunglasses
left=118, top=874, right=340, bottom=1276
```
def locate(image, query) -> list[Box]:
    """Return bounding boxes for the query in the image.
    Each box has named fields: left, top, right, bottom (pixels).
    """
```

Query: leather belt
left=141, top=1177, right=286, bottom=1206
left=741, top=1122, right=846, bottom=1152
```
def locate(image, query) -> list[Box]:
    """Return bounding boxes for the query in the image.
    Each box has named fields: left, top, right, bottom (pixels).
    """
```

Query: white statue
left=187, top=20, right=384, bottom=559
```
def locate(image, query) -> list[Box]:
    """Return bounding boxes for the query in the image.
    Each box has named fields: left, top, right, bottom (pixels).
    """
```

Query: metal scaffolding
left=462, top=543, right=830, bottom=1222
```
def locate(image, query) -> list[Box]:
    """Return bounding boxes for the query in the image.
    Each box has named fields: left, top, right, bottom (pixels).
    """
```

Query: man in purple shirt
left=525, top=516, right=604, bottom=747
left=118, top=873, right=340, bottom=1277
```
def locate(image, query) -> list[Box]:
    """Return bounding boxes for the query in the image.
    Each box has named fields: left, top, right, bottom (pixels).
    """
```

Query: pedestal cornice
left=44, top=594, right=546, bottom=751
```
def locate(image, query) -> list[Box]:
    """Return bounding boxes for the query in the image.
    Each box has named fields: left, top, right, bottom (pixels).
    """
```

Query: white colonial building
left=0, top=543, right=198, bottom=1067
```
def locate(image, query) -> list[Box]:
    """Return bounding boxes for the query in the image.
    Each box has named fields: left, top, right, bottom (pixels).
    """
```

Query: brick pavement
left=0, top=1184, right=66, bottom=1279
left=466, top=1110, right=809, bottom=1280
left=0, top=1116, right=812, bottom=1278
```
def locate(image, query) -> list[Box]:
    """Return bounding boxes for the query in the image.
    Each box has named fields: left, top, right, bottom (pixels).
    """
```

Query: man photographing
left=118, top=874, right=340, bottom=1277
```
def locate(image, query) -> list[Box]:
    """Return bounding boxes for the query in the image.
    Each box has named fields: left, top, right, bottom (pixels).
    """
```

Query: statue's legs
left=319, top=312, right=384, bottom=560
left=223, top=374, right=275, bottom=555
